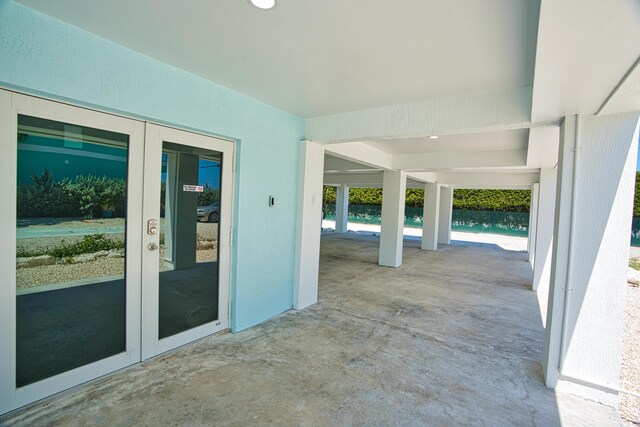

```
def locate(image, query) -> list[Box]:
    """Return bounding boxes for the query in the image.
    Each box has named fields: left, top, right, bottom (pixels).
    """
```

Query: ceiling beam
left=323, top=142, right=392, bottom=170
left=323, top=172, right=382, bottom=187
left=392, top=149, right=527, bottom=171
left=436, top=171, right=539, bottom=189
left=323, top=172, right=431, bottom=189
left=527, top=126, right=559, bottom=168
left=307, top=88, right=533, bottom=143
left=323, top=155, right=376, bottom=173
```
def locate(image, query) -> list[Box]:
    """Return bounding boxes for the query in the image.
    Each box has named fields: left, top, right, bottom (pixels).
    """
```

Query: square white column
left=543, top=113, right=640, bottom=406
left=532, top=169, right=556, bottom=292
left=528, top=183, right=540, bottom=265
left=421, top=183, right=440, bottom=251
left=294, top=141, right=325, bottom=309
left=438, top=186, right=453, bottom=245
left=379, top=170, right=407, bottom=267
left=335, top=185, right=349, bottom=233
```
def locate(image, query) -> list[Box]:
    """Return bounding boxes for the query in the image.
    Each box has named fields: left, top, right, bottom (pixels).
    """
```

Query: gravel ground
left=16, top=257, right=125, bottom=289
left=621, top=280, right=640, bottom=426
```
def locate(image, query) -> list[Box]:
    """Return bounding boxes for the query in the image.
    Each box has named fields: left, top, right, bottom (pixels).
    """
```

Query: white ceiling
left=16, top=0, right=539, bottom=118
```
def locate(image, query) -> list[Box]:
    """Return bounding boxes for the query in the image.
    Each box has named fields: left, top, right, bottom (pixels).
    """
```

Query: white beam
left=324, top=155, right=376, bottom=173
left=406, top=171, right=438, bottom=183
left=598, top=55, right=640, bottom=116
left=294, top=141, right=325, bottom=310
left=324, top=172, right=428, bottom=189
left=335, top=185, right=349, bottom=233
left=392, top=149, right=527, bottom=171
left=435, top=171, right=539, bottom=188
left=421, top=183, right=440, bottom=251
left=324, top=142, right=392, bottom=170
left=323, top=172, right=383, bottom=187
left=379, top=170, right=407, bottom=267
left=307, top=88, right=533, bottom=143
left=527, top=126, right=560, bottom=168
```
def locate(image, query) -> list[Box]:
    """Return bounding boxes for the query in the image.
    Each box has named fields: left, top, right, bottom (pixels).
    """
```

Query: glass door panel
left=15, top=115, right=129, bottom=386
left=142, top=124, right=232, bottom=360
left=158, top=143, right=222, bottom=339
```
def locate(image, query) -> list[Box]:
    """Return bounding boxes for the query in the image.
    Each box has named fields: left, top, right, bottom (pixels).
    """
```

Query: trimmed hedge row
left=323, top=186, right=531, bottom=212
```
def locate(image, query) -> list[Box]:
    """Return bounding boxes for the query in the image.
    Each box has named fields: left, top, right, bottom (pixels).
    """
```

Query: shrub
left=17, top=234, right=124, bottom=258
left=17, top=169, right=127, bottom=219
left=198, top=184, right=220, bottom=206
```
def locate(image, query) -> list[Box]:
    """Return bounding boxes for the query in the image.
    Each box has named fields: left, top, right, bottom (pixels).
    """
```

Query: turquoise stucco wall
left=0, top=1, right=305, bottom=331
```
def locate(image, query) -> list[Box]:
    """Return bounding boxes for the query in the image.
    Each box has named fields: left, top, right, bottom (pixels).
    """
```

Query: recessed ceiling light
left=250, top=0, right=276, bottom=10
left=428, top=135, right=439, bottom=139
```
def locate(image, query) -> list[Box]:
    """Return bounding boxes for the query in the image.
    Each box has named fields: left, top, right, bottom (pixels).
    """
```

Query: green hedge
left=17, top=169, right=127, bottom=219
left=323, top=186, right=531, bottom=212
left=19, top=169, right=221, bottom=219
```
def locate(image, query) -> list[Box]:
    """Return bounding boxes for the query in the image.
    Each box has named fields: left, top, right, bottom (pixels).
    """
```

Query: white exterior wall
left=422, top=183, right=440, bottom=251
left=543, top=113, right=640, bottom=405
left=438, top=186, right=453, bottom=245
left=379, top=170, right=407, bottom=267
left=528, top=183, right=540, bottom=265
left=294, top=141, right=325, bottom=309
left=532, top=168, right=556, bottom=293
left=335, top=185, right=349, bottom=233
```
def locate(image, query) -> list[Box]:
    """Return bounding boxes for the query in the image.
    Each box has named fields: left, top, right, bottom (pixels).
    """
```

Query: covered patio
left=1, top=234, right=620, bottom=426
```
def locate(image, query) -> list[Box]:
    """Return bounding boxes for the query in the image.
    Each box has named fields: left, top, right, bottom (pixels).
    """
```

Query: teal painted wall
left=0, top=1, right=305, bottom=331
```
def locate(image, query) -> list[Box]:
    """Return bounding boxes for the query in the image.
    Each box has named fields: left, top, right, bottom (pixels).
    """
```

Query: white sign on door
left=183, top=185, right=204, bottom=192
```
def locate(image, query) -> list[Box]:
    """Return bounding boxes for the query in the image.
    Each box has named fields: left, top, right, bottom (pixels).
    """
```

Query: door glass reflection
left=15, top=115, right=128, bottom=387
left=158, top=142, right=221, bottom=339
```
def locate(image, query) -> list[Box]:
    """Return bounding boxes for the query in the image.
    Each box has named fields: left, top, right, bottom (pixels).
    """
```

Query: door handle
left=147, top=242, right=159, bottom=251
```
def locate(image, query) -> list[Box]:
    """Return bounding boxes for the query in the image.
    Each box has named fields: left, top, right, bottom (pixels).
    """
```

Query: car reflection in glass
left=197, top=202, right=219, bottom=223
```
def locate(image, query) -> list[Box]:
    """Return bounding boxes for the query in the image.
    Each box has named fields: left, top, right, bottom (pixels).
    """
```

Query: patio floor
left=1, top=233, right=621, bottom=426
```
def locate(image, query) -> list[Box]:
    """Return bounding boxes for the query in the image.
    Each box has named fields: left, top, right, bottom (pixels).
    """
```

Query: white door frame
left=0, top=90, right=145, bottom=414
left=0, top=90, right=235, bottom=414
left=141, top=124, right=233, bottom=360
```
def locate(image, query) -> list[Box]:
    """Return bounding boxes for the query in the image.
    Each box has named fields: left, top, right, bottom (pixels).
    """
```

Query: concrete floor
left=1, top=233, right=622, bottom=426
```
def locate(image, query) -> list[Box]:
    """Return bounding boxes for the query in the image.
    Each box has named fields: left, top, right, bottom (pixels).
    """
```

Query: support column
left=543, top=113, right=640, bottom=406
left=532, top=169, right=556, bottom=292
left=379, top=170, right=407, bottom=267
left=438, top=185, right=453, bottom=244
left=528, top=183, right=540, bottom=265
left=421, top=183, right=440, bottom=251
left=294, top=141, right=325, bottom=309
left=335, top=185, right=349, bottom=233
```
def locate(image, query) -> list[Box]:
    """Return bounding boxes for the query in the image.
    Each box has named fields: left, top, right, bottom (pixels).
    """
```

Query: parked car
left=197, top=202, right=219, bottom=223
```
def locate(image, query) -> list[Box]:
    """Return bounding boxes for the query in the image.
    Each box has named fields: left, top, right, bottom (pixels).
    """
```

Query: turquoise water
left=324, top=205, right=529, bottom=237
left=325, top=205, right=640, bottom=244
left=632, top=217, right=640, bottom=247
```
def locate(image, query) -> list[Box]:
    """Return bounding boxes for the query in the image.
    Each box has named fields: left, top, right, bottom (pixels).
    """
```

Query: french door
left=0, top=91, right=233, bottom=414
left=141, top=124, right=232, bottom=359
